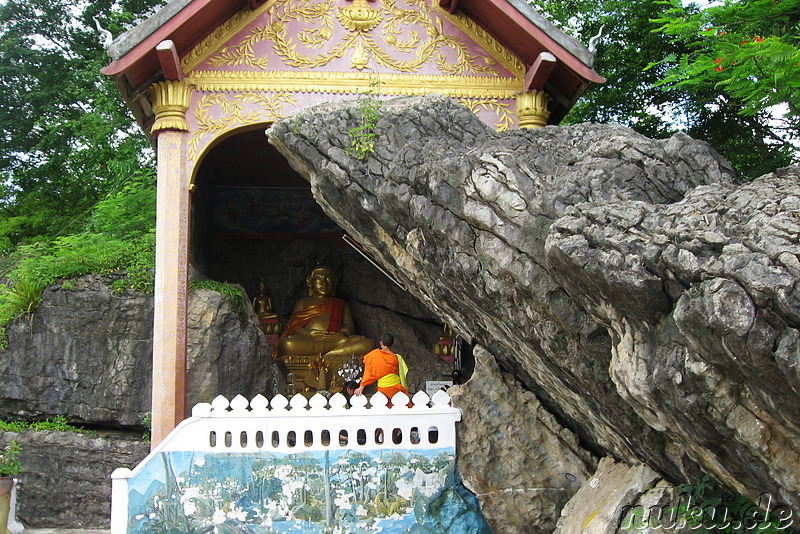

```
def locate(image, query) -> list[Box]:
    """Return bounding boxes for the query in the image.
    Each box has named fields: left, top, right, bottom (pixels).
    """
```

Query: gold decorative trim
left=516, top=89, right=552, bottom=128
left=182, top=0, right=517, bottom=78
left=188, top=70, right=521, bottom=99
left=188, top=91, right=296, bottom=161
left=182, top=1, right=274, bottom=73
left=459, top=97, right=515, bottom=131
left=338, top=0, right=382, bottom=32
left=436, top=6, right=525, bottom=78
left=150, top=80, right=193, bottom=133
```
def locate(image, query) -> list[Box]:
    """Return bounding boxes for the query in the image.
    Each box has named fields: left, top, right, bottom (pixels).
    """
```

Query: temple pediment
left=104, top=0, right=604, bottom=146
left=183, top=0, right=523, bottom=78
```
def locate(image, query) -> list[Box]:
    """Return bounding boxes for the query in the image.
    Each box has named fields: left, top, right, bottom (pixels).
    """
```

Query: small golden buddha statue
left=433, top=323, right=455, bottom=363
left=273, top=265, right=375, bottom=361
left=253, top=278, right=280, bottom=335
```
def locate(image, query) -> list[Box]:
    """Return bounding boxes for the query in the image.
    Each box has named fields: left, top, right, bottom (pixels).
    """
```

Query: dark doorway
left=189, top=126, right=459, bottom=393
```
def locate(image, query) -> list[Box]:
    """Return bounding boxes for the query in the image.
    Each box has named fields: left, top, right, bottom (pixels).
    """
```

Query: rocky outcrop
left=0, top=429, right=149, bottom=528
left=0, top=274, right=279, bottom=427
left=449, top=347, right=594, bottom=533
left=546, top=169, right=800, bottom=510
left=268, top=93, right=800, bottom=528
left=553, top=457, right=662, bottom=534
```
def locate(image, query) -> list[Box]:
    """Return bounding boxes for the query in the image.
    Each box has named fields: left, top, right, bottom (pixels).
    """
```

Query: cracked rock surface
left=269, top=93, right=800, bottom=528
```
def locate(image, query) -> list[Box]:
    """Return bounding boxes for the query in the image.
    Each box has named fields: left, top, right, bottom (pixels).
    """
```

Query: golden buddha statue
left=274, top=265, right=374, bottom=392
left=253, top=278, right=280, bottom=335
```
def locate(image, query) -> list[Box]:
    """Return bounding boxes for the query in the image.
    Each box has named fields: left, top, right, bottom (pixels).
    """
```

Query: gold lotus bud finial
left=150, top=80, right=193, bottom=133
left=516, top=89, right=552, bottom=129
left=338, top=0, right=382, bottom=32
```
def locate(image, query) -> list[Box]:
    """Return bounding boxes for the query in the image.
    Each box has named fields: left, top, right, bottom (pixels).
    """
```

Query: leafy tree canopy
left=0, top=0, right=164, bottom=249
left=651, top=0, right=800, bottom=121
left=536, top=0, right=797, bottom=179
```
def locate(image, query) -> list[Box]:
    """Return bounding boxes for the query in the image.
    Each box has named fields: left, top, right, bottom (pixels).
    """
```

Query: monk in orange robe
left=354, top=333, right=409, bottom=404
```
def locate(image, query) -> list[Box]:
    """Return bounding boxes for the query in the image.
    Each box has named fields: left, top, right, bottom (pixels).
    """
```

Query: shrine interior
left=189, top=126, right=473, bottom=395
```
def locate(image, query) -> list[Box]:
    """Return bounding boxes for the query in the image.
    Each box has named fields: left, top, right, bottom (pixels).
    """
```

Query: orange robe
left=360, top=348, right=408, bottom=401
left=271, top=297, right=345, bottom=357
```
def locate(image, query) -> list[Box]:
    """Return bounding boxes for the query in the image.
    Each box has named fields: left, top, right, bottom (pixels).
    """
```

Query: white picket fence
left=110, top=389, right=461, bottom=533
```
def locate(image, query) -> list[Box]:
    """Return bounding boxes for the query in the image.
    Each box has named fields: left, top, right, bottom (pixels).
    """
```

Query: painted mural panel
left=126, top=448, right=490, bottom=533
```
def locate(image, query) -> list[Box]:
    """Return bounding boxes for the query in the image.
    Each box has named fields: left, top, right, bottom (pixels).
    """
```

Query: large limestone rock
left=0, top=274, right=279, bottom=427
left=449, top=347, right=594, bottom=533
left=553, top=457, right=661, bottom=534
left=268, top=93, right=800, bottom=526
left=0, top=430, right=149, bottom=528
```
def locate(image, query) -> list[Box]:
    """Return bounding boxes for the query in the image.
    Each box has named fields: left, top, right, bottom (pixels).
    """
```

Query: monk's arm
left=354, top=353, right=380, bottom=396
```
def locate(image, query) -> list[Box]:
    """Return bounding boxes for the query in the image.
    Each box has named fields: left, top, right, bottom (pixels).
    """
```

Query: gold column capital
left=516, top=89, right=552, bottom=129
left=150, top=80, right=193, bottom=133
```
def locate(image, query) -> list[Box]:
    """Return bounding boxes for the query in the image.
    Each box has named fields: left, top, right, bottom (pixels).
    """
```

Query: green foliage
left=672, top=475, right=788, bottom=532
left=111, top=279, right=128, bottom=294
left=347, top=81, right=383, bottom=160
left=141, top=411, right=152, bottom=441
left=3, top=276, right=46, bottom=317
left=535, top=0, right=795, bottom=179
left=0, top=169, right=156, bottom=346
left=88, top=170, right=157, bottom=237
left=60, top=279, right=76, bottom=291
left=0, top=440, right=22, bottom=476
left=0, top=0, right=165, bottom=249
left=646, top=0, right=799, bottom=172
left=28, top=415, right=83, bottom=432
left=621, top=475, right=792, bottom=531
left=0, top=416, right=90, bottom=437
left=6, top=231, right=155, bottom=288
left=650, top=0, right=800, bottom=117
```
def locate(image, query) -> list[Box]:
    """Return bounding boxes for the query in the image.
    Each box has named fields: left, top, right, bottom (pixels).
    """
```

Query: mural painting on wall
left=213, top=187, right=344, bottom=237
left=126, top=447, right=488, bottom=532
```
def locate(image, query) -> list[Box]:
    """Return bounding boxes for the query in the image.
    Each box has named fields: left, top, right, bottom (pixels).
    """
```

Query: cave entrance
left=189, top=125, right=462, bottom=398
left=189, top=124, right=368, bottom=324
left=190, top=125, right=349, bottom=304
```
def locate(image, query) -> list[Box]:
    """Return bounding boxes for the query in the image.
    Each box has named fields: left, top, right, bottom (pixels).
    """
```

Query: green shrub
left=4, top=275, right=46, bottom=316
left=0, top=415, right=89, bottom=435
left=347, top=80, right=383, bottom=161
left=0, top=169, right=157, bottom=346
left=141, top=411, right=151, bottom=441
left=60, top=279, right=76, bottom=291
left=667, top=475, right=789, bottom=532
left=0, top=441, right=21, bottom=476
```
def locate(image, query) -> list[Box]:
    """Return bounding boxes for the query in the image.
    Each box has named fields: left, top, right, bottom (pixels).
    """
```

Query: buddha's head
left=307, top=265, right=338, bottom=297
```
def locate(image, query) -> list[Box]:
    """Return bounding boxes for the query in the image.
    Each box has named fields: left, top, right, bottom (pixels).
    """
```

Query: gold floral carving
left=182, top=7, right=267, bottom=73
left=459, top=97, right=515, bottom=131
left=188, top=92, right=296, bottom=160
left=196, top=0, right=503, bottom=75
left=436, top=7, right=524, bottom=78
left=338, top=0, right=381, bottom=32
left=188, top=70, right=519, bottom=99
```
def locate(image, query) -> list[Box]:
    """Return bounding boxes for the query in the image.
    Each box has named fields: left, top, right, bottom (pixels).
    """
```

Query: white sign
left=426, top=380, right=453, bottom=396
